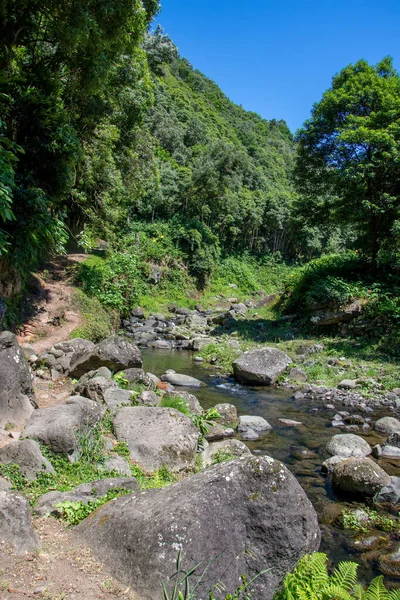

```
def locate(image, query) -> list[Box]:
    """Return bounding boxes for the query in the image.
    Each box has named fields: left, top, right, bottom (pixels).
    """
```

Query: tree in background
left=295, top=57, right=400, bottom=268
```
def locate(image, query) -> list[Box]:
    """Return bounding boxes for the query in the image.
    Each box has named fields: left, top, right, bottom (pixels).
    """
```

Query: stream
left=142, top=348, right=399, bottom=585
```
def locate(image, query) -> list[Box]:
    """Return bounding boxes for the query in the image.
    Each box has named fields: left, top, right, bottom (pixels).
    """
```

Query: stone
left=75, top=374, right=118, bottom=404
left=378, top=547, right=400, bottom=578
left=123, top=368, right=155, bottom=389
left=0, top=331, right=37, bottom=428
left=381, top=445, right=400, bottom=458
left=35, top=477, right=138, bottom=517
left=233, top=348, right=291, bottom=386
left=326, top=434, right=371, bottom=458
left=0, top=491, right=39, bottom=553
left=51, top=338, right=95, bottom=374
left=230, top=303, right=247, bottom=315
left=214, top=403, right=238, bottom=427
left=375, top=476, right=400, bottom=504
left=160, top=373, right=203, bottom=388
left=0, top=439, right=54, bottom=482
left=201, top=439, right=251, bottom=467
left=69, top=336, right=142, bottom=378
left=374, top=416, right=400, bottom=435
left=113, top=407, right=198, bottom=472
left=0, top=476, right=11, bottom=491
left=191, top=338, right=213, bottom=351
left=103, top=388, right=133, bottom=410
left=136, top=390, right=160, bottom=407
left=162, top=391, right=203, bottom=415
left=101, top=456, right=132, bottom=477
left=278, top=418, right=303, bottom=427
left=289, top=367, right=307, bottom=382
left=76, top=456, right=320, bottom=600
left=311, top=301, right=363, bottom=326
left=205, top=424, right=235, bottom=442
left=321, top=455, right=345, bottom=474
left=22, top=396, right=102, bottom=459
left=338, top=379, right=358, bottom=390
left=131, top=307, right=145, bottom=319
left=332, top=457, right=391, bottom=497
left=186, top=313, right=208, bottom=331
left=238, top=415, right=272, bottom=436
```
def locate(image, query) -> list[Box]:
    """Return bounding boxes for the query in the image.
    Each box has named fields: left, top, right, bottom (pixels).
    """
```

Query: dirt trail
left=16, top=254, right=86, bottom=355
left=3, top=256, right=141, bottom=600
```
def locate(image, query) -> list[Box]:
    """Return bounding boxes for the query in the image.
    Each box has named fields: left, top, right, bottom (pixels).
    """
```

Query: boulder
left=312, top=300, right=363, bottom=326
left=162, top=391, right=203, bottom=415
left=35, top=477, right=138, bottom=517
left=75, top=373, right=118, bottom=404
left=46, top=338, right=95, bottom=376
left=0, top=491, right=39, bottom=553
left=205, top=424, right=235, bottom=442
left=378, top=547, right=400, bottom=578
left=186, top=313, right=208, bottom=332
left=123, top=368, right=155, bottom=389
left=376, top=476, right=400, bottom=504
left=214, top=403, right=238, bottom=427
left=160, top=373, right=203, bottom=388
left=113, top=407, right=198, bottom=472
left=233, top=348, right=291, bottom=386
left=103, top=388, right=133, bottom=410
left=332, top=457, right=391, bottom=497
left=0, top=331, right=37, bottom=427
left=321, top=455, right=345, bottom=474
left=0, top=476, right=11, bottom=491
left=238, top=415, right=272, bottom=439
left=201, top=439, right=251, bottom=467
left=338, top=379, right=358, bottom=390
left=326, top=434, right=371, bottom=458
left=101, top=456, right=132, bottom=477
left=76, top=456, right=320, bottom=600
left=374, top=416, right=400, bottom=435
left=289, top=367, right=307, bottom=382
left=382, top=445, right=400, bottom=458
left=22, top=396, right=102, bottom=458
left=69, top=336, right=142, bottom=378
left=0, top=439, right=54, bottom=482
left=137, top=390, right=160, bottom=407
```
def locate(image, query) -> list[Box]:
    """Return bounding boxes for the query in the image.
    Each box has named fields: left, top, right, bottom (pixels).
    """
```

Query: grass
left=70, top=289, right=119, bottom=342
left=160, top=395, right=192, bottom=415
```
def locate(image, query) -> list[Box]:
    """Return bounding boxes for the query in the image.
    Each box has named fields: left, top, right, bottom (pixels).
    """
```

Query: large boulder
left=376, top=476, right=400, bottom=504
left=75, top=374, right=118, bottom=404
left=326, top=434, right=371, bottom=458
left=69, top=336, right=142, bottom=378
left=214, top=403, right=238, bottom=427
left=0, top=491, right=39, bottom=553
left=332, top=457, right=391, bottom=497
left=76, top=456, right=320, bottom=600
left=113, top=407, right=198, bottom=472
left=22, top=396, right=102, bottom=458
left=0, top=439, right=54, bottom=482
left=238, top=415, right=272, bottom=440
left=42, top=338, right=95, bottom=377
left=374, top=416, right=400, bottom=435
left=35, top=477, right=138, bottom=517
left=0, top=331, right=37, bottom=427
left=160, top=373, right=203, bottom=388
left=233, top=348, right=291, bottom=386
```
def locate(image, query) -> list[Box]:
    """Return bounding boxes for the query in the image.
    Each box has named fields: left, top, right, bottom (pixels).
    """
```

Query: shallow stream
left=142, top=349, right=399, bottom=585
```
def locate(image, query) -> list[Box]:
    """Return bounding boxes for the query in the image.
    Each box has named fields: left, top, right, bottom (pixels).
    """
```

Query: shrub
left=71, top=290, right=118, bottom=342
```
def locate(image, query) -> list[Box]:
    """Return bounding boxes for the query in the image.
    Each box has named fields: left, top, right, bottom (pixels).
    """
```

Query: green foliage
left=160, top=396, right=191, bottom=416
left=75, top=424, right=105, bottom=465
left=211, top=450, right=236, bottom=465
left=274, top=553, right=399, bottom=600
left=341, top=509, right=399, bottom=534
left=55, top=488, right=131, bottom=526
left=192, top=408, right=221, bottom=438
left=0, top=463, right=27, bottom=489
left=70, top=289, right=119, bottom=342
left=199, top=343, right=243, bottom=373
left=112, top=371, right=129, bottom=389
left=113, top=442, right=130, bottom=458
left=130, top=464, right=177, bottom=490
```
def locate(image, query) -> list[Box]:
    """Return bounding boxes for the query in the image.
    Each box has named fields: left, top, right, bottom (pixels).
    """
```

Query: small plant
left=340, top=508, right=399, bottom=534
left=160, top=395, right=191, bottom=416
left=55, top=488, right=131, bottom=525
left=75, top=424, right=105, bottom=464
left=112, top=371, right=129, bottom=389
left=192, top=408, right=221, bottom=437
left=0, top=463, right=27, bottom=489
left=130, top=464, right=177, bottom=490
left=113, top=441, right=130, bottom=458
left=274, top=552, right=400, bottom=600
left=101, top=411, right=115, bottom=435
left=211, top=449, right=236, bottom=465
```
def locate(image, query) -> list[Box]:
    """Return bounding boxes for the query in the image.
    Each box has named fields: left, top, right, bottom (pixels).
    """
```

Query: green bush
left=160, top=395, right=191, bottom=416
left=71, top=289, right=118, bottom=342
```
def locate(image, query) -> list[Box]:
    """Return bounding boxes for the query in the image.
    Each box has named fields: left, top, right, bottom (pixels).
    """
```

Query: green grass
left=160, top=395, right=192, bottom=415
left=70, top=289, right=119, bottom=342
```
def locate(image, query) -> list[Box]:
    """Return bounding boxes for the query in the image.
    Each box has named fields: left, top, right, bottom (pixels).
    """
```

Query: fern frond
left=388, top=589, right=400, bottom=600
left=353, top=583, right=366, bottom=600
left=307, top=553, right=329, bottom=590
left=330, top=560, right=358, bottom=590
left=365, top=576, right=390, bottom=600
left=323, top=583, right=354, bottom=600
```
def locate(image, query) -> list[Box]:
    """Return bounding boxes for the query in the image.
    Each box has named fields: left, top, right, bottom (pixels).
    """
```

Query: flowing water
left=142, top=349, right=399, bottom=584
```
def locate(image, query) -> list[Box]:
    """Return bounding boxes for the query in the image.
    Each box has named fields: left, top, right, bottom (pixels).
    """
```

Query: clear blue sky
left=155, top=0, right=400, bottom=132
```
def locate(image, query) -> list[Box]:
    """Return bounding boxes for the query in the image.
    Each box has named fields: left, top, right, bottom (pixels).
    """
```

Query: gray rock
left=0, top=331, right=37, bottom=427
left=131, top=307, right=145, bottom=319
left=51, top=338, right=95, bottom=374
left=114, top=407, right=198, bottom=472
left=35, top=477, right=138, bottom=517
left=0, top=476, right=11, bottom=491
left=101, top=456, right=132, bottom=477
left=238, top=415, right=272, bottom=437
left=160, top=373, right=203, bottom=388
left=230, top=303, right=247, bottom=315
left=278, top=418, right=303, bottom=427
left=375, top=476, right=400, bottom=504
left=233, top=348, right=291, bottom=386
left=0, top=491, right=39, bottom=553
left=185, top=313, right=208, bottom=331
left=205, top=424, right=235, bottom=442
left=191, top=338, right=213, bottom=351
left=321, top=455, right=345, bottom=474
left=0, top=439, right=54, bottom=482
left=326, top=434, right=371, bottom=458
left=201, top=439, right=251, bottom=467
left=374, top=416, right=400, bottom=435
left=123, top=368, right=155, bottom=389
left=69, top=336, right=142, bottom=378
left=162, top=391, right=202, bottom=415
left=332, top=457, right=391, bottom=497
left=382, top=445, right=400, bottom=458
left=76, top=456, right=320, bottom=600
left=103, top=388, right=133, bottom=410
left=22, top=396, right=102, bottom=458
left=338, top=379, right=358, bottom=390
left=289, top=367, right=307, bottom=382
left=136, top=390, right=160, bottom=407
left=214, top=403, right=238, bottom=427
left=75, top=374, right=118, bottom=403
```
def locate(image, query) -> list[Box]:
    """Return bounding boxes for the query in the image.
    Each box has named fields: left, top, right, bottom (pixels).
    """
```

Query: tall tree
left=295, top=57, right=400, bottom=267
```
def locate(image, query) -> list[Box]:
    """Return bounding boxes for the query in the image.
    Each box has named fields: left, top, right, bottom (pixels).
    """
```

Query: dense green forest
left=1, top=1, right=400, bottom=353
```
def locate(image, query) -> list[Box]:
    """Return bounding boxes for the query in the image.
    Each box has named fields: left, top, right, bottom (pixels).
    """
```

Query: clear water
left=142, top=349, right=400, bottom=585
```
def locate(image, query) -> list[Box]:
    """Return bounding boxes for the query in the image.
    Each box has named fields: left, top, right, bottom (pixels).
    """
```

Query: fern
left=364, top=577, right=390, bottom=600
left=330, top=561, right=358, bottom=591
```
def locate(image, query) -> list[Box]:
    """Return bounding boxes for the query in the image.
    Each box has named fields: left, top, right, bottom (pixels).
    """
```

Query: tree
left=295, top=57, right=400, bottom=268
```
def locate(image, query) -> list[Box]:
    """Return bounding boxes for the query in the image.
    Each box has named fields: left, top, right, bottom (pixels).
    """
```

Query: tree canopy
left=295, top=57, right=400, bottom=267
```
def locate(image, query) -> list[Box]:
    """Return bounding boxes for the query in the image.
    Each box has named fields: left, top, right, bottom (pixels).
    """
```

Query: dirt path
left=16, top=254, right=86, bottom=355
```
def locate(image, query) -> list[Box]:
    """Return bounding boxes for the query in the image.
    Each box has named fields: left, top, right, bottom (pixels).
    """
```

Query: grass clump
left=130, top=464, right=177, bottom=490
left=211, top=449, right=236, bottom=465
left=55, top=488, right=131, bottom=526
left=70, top=289, right=119, bottom=343
left=160, top=395, right=191, bottom=416
left=113, top=441, right=130, bottom=458
left=199, top=342, right=242, bottom=373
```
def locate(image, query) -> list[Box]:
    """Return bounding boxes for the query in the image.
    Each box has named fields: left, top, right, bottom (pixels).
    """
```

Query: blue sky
left=155, top=0, right=400, bottom=132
